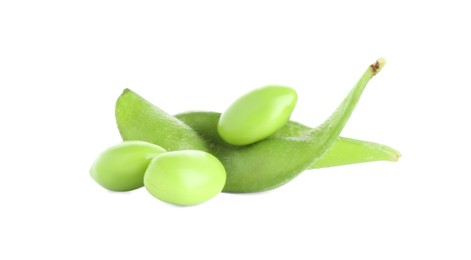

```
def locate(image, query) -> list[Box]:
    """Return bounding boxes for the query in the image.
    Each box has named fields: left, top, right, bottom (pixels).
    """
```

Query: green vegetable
left=90, top=141, right=166, bottom=191
left=115, top=91, right=398, bottom=171
left=144, top=150, right=226, bottom=206
left=116, top=58, right=392, bottom=193
left=175, top=112, right=400, bottom=169
left=218, top=85, right=297, bottom=145
left=116, top=89, right=208, bottom=151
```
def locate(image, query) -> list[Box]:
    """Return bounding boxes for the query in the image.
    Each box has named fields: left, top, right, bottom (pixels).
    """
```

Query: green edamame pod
left=177, top=58, right=387, bottom=192
left=115, top=89, right=208, bottom=152
left=174, top=112, right=400, bottom=169
left=116, top=58, right=390, bottom=193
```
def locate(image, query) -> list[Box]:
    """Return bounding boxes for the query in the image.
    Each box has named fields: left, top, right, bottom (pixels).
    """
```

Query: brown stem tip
left=370, top=58, right=387, bottom=76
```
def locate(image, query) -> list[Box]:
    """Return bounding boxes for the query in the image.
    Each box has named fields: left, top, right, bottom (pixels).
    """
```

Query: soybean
left=218, top=85, right=297, bottom=145
left=144, top=150, right=226, bottom=206
left=90, top=141, right=166, bottom=191
left=115, top=91, right=399, bottom=171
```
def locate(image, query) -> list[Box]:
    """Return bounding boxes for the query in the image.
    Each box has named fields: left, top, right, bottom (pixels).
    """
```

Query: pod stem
left=370, top=58, right=386, bottom=77
left=308, top=58, right=387, bottom=164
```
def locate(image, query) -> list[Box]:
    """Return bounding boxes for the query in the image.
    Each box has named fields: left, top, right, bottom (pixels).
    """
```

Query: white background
left=1, top=1, right=470, bottom=259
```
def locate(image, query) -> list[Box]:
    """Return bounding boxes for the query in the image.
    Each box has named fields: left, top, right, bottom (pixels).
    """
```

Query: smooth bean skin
left=90, top=141, right=166, bottom=191
left=144, top=150, right=226, bottom=206
left=218, top=85, right=297, bottom=145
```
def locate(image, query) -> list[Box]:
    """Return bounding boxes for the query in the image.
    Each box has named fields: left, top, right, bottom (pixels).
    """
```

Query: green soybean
left=116, top=58, right=392, bottom=193
left=144, top=150, right=226, bottom=206
left=90, top=141, right=166, bottom=191
left=218, top=85, right=297, bottom=145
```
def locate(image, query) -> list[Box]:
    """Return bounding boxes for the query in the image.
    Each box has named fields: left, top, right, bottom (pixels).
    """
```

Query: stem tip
left=371, top=58, right=387, bottom=76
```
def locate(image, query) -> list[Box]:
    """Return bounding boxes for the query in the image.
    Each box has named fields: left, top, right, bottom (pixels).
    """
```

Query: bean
left=90, top=141, right=166, bottom=191
left=116, top=58, right=393, bottom=193
left=144, top=150, right=226, bottom=206
left=218, top=85, right=297, bottom=145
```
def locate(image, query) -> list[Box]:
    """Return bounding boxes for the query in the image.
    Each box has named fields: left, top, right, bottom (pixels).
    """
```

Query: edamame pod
left=116, top=58, right=391, bottom=193
left=175, top=112, right=400, bottom=169
left=179, top=58, right=387, bottom=192
left=115, top=90, right=399, bottom=172
left=115, top=89, right=208, bottom=152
